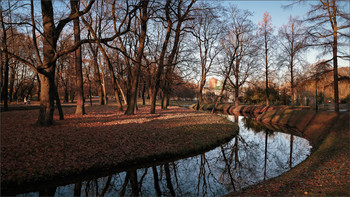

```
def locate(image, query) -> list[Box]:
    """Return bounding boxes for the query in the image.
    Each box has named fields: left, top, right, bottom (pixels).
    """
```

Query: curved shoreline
left=1, top=106, right=239, bottom=195
left=194, top=104, right=349, bottom=196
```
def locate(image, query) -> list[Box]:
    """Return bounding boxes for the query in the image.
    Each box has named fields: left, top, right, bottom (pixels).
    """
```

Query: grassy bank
left=226, top=108, right=350, bottom=196
left=1, top=105, right=238, bottom=194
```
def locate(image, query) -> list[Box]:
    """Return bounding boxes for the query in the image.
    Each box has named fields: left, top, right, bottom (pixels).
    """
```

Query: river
left=17, top=114, right=311, bottom=196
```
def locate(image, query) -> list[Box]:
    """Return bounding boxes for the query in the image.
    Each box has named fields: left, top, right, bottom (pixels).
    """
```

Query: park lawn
left=226, top=109, right=350, bottom=196
left=1, top=105, right=238, bottom=191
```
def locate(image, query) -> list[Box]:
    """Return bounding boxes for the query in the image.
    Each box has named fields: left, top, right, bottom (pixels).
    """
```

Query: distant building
left=208, top=78, right=218, bottom=88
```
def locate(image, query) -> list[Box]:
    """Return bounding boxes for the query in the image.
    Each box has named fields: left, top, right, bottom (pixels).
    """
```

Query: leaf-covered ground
left=1, top=105, right=237, bottom=189
left=226, top=110, right=350, bottom=196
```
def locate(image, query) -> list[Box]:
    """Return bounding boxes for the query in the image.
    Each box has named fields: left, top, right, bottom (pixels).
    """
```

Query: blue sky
left=223, top=1, right=309, bottom=28
left=217, top=0, right=349, bottom=67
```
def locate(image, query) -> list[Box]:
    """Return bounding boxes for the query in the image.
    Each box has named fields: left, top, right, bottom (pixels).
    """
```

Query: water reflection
left=17, top=115, right=311, bottom=196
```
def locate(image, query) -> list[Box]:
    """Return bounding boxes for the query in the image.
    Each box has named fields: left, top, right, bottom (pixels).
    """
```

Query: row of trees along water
left=0, top=0, right=349, bottom=125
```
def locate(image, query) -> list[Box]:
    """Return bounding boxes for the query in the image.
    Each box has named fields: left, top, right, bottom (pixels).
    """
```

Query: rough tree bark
left=71, top=0, right=85, bottom=115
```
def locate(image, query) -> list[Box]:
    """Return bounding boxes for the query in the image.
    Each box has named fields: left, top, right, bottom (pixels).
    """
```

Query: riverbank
left=1, top=105, right=238, bottom=194
left=206, top=105, right=349, bottom=196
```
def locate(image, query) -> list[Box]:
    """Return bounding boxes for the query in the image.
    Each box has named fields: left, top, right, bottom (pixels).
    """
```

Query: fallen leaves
left=1, top=105, right=237, bottom=187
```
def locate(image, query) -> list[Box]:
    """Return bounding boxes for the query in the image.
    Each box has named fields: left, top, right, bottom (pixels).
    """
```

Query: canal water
left=18, top=115, right=311, bottom=196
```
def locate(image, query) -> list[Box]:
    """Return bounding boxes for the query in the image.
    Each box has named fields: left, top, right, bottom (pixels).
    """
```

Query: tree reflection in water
left=18, top=115, right=311, bottom=197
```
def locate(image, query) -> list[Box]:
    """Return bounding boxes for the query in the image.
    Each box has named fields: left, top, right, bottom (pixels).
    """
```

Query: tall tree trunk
left=37, top=0, right=56, bottom=126
left=37, top=72, right=55, bottom=125
left=332, top=4, right=339, bottom=113
left=99, top=55, right=108, bottom=105
left=64, top=81, right=69, bottom=103
left=125, top=1, right=149, bottom=115
left=290, top=57, right=294, bottom=106
left=92, top=46, right=104, bottom=105
left=1, top=9, right=9, bottom=111
left=103, top=53, right=123, bottom=111
left=37, top=74, right=41, bottom=101
left=54, top=84, right=64, bottom=120
left=71, top=0, right=85, bottom=115
left=150, top=0, right=172, bottom=114
left=142, top=78, right=146, bottom=105
left=234, top=86, right=239, bottom=106
left=265, top=47, right=269, bottom=106
left=81, top=17, right=123, bottom=111
left=9, top=64, right=16, bottom=102
left=196, top=80, right=205, bottom=110
left=161, top=81, right=170, bottom=110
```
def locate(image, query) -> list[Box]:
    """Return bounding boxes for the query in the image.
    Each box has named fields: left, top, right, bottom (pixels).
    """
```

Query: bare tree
left=212, top=59, right=232, bottom=113
left=125, top=0, right=150, bottom=115
left=0, top=0, right=96, bottom=125
left=149, top=0, right=173, bottom=114
left=278, top=16, right=308, bottom=106
left=279, top=16, right=307, bottom=106
left=258, top=11, right=275, bottom=106
left=161, top=0, right=197, bottom=110
left=71, top=0, right=85, bottom=115
left=224, top=6, right=258, bottom=106
left=81, top=16, right=125, bottom=111
left=191, top=4, right=222, bottom=110
left=302, top=0, right=350, bottom=112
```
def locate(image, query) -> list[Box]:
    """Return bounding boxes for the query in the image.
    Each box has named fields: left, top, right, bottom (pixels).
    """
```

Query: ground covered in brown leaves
left=226, top=109, right=350, bottom=196
left=1, top=105, right=238, bottom=190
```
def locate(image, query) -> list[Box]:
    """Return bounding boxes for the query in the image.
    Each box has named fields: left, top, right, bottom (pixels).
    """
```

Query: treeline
left=0, top=0, right=349, bottom=125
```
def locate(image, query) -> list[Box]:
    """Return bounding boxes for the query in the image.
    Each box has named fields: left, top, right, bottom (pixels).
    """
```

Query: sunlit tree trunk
left=91, top=45, right=104, bottom=105
left=290, top=57, right=295, bottom=106
left=234, top=60, right=240, bottom=106
left=71, top=0, right=85, bottom=115
left=332, top=5, right=339, bottom=113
